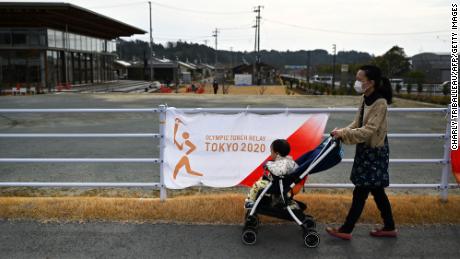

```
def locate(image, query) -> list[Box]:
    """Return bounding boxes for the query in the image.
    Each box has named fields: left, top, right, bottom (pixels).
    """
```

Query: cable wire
left=148, top=1, right=251, bottom=15
left=88, top=1, right=146, bottom=9
left=263, top=17, right=449, bottom=36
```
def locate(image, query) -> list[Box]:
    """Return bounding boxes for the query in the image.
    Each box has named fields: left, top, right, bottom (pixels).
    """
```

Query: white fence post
left=440, top=106, right=451, bottom=201
left=159, top=105, right=167, bottom=201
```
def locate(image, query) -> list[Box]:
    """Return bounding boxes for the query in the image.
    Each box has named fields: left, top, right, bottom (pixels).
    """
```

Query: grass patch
left=395, top=94, right=450, bottom=105
left=0, top=193, right=459, bottom=225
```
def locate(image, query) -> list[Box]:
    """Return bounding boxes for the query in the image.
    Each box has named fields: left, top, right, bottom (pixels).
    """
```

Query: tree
left=406, top=70, right=425, bottom=94
left=371, top=46, right=410, bottom=78
left=396, top=83, right=402, bottom=94
left=443, top=82, right=450, bottom=96
left=406, top=70, right=425, bottom=84
left=417, top=83, right=423, bottom=94
left=116, top=39, right=372, bottom=68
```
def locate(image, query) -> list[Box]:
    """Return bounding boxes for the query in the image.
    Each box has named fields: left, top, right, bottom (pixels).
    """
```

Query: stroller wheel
left=304, top=230, right=320, bottom=248
left=242, top=228, right=257, bottom=245
left=245, top=215, right=260, bottom=229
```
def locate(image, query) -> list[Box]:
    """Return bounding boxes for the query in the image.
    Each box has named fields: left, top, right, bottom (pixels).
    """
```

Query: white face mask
left=354, top=80, right=364, bottom=93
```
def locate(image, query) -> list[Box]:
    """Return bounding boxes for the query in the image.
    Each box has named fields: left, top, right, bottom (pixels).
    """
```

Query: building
left=177, top=61, right=197, bottom=83
left=127, top=57, right=177, bottom=83
left=232, top=62, right=278, bottom=85
left=194, top=63, right=214, bottom=81
left=114, top=60, right=131, bottom=79
left=411, top=52, right=450, bottom=84
left=0, top=2, right=145, bottom=92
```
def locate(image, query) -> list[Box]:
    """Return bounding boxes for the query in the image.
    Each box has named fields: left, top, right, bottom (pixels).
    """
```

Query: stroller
left=241, top=137, right=343, bottom=248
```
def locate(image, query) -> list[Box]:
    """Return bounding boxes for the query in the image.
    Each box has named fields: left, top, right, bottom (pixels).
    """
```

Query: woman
left=326, top=65, right=397, bottom=240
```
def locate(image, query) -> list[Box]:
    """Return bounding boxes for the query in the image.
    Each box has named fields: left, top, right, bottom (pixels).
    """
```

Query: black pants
left=340, top=186, right=395, bottom=233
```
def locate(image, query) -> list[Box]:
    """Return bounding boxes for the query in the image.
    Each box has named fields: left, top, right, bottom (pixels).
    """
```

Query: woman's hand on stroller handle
left=330, top=127, right=343, bottom=140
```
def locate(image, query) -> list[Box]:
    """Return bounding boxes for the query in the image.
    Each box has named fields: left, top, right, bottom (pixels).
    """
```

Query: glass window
left=100, top=40, right=103, bottom=53
left=96, top=39, right=101, bottom=52
left=86, top=37, right=90, bottom=52
left=75, top=35, right=81, bottom=51
left=46, top=50, right=57, bottom=87
left=111, top=41, right=117, bottom=53
left=12, top=31, right=27, bottom=46
left=39, top=31, right=46, bottom=46
left=0, top=30, right=11, bottom=46
left=65, top=52, right=72, bottom=82
left=29, top=32, right=41, bottom=46
left=81, top=36, right=87, bottom=52
left=69, top=33, right=76, bottom=50
left=1, top=50, right=42, bottom=85
left=63, top=32, right=69, bottom=49
left=94, top=38, right=98, bottom=52
left=47, top=29, right=56, bottom=48
left=55, top=31, right=64, bottom=48
left=90, top=37, right=95, bottom=52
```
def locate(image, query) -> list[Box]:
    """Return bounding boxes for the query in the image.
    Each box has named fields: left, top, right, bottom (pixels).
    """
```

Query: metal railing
left=0, top=106, right=456, bottom=201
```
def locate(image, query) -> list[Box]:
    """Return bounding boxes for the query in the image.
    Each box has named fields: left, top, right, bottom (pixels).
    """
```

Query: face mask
left=354, top=80, right=364, bottom=93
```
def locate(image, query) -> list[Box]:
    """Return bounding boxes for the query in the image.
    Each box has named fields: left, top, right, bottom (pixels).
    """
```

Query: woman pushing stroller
left=327, top=65, right=397, bottom=240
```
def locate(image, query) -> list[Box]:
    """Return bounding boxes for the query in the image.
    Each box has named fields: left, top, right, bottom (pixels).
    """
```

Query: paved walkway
left=0, top=221, right=459, bottom=258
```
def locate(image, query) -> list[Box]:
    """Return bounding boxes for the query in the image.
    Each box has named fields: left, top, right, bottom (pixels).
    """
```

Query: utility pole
left=203, top=40, right=209, bottom=64
left=149, top=1, right=154, bottom=82
left=332, top=44, right=336, bottom=89
left=254, top=5, right=263, bottom=85
left=253, top=22, right=257, bottom=85
left=64, top=24, right=69, bottom=87
left=175, top=56, right=179, bottom=93
left=212, top=28, right=219, bottom=78
left=230, top=46, right=233, bottom=68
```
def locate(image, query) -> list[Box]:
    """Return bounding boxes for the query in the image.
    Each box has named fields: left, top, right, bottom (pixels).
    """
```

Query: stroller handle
left=290, top=137, right=342, bottom=188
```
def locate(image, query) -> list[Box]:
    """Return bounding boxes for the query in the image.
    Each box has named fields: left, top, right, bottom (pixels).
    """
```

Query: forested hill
left=117, top=39, right=372, bottom=68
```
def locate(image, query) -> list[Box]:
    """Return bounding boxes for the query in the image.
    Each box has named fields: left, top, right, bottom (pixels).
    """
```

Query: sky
left=15, top=0, right=455, bottom=56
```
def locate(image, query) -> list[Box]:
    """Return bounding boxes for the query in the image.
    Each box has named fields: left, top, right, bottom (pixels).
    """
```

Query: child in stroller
left=242, top=136, right=343, bottom=248
left=244, top=139, right=299, bottom=209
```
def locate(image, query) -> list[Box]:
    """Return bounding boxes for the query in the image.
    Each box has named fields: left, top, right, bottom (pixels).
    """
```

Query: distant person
left=327, top=65, right=397, bottom=240
left=213, top=80, right=219, bottom=94
left=191, top=83, right=197, bottom=92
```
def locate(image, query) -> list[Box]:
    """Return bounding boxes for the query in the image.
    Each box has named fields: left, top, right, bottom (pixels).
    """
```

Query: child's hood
left=266, top=156, right=298, bottom=176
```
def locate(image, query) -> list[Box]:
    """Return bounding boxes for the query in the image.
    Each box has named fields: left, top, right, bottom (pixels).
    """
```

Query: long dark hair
left=359, top=65, right=393, bottom=104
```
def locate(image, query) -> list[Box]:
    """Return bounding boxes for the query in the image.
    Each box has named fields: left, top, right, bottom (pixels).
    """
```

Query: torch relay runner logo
left=173, top=118, right=203, bottom=179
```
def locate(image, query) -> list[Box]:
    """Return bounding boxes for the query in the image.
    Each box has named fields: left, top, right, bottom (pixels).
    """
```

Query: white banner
left=164, top=108, right=328, bottom=189
left=234, top=74, right=252, bottom=86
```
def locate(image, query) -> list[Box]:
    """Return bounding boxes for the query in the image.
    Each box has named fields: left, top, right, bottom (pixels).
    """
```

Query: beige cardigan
left=341, top=96, right=388, bottom=148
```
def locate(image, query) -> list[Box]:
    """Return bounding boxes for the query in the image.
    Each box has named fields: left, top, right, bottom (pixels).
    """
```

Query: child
left=245, top=139, right=298, bottom=209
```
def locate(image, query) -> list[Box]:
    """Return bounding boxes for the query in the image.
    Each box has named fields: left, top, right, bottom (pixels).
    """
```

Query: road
left=0, top=220, right=459, bottom=258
